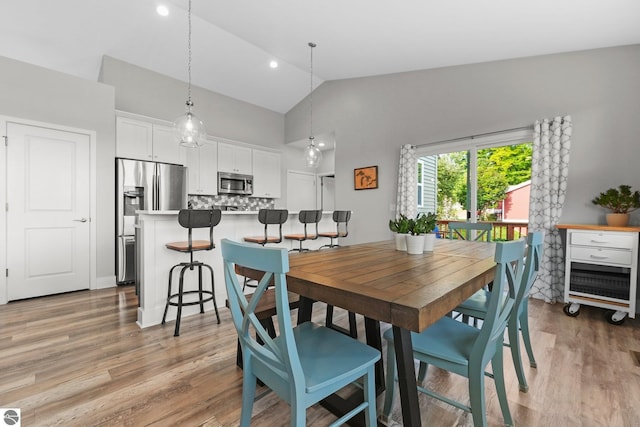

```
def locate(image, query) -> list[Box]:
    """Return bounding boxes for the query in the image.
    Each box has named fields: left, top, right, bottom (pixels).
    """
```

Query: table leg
left=297, top=296, right=314, bottom=324
left=393, top=326, right=421, bottom=427
left=364, top=316, right=385, bottom=391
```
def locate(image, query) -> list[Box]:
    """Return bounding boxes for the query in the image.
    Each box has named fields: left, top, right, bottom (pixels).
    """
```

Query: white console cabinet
left=558, top=224, right=640, bottom=324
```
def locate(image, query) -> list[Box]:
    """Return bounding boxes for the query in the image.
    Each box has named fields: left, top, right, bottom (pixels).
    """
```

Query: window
left=417, top=160, right=424, bottom=207
left=416, top=129, right=533, bottom=223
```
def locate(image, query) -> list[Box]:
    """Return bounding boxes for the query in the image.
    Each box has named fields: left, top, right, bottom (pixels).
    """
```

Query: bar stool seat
left=243, top=209, right=289, bottom=245
left=243, top=209, right=288, bottom=290
left=283, top=209, right=322, bottom=252
left=162, top=209, right=222, bottom=336
left=319, top=210, right=351, bottom=248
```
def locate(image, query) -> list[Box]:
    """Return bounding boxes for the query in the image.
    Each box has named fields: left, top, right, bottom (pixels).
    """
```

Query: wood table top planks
left=238, top=239, right=496, bottom=333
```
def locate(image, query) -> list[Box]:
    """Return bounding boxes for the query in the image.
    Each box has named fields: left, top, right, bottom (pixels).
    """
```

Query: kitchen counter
left=135, top=209, right=335, bottom=328
left=137, top=210, right=332, bottom=216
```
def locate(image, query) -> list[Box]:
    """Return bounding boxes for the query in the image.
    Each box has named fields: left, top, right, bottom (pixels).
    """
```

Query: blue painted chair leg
left=382, top=343, right=397, bottom=420
left=508, top=318, right=528, bottom=392
left=240, top=359, right=257, bottom=427
left=492, top=345, right=514, bottom=426
left=468, top=363, right=487, bottom=427
left=520, top=302, right=537, bottom=368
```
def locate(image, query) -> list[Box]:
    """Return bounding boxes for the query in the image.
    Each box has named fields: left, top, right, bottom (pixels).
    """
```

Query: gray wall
left=0, top=55, right=116, bottom=282
left=99, top=56, right=284, bottom=148
left=0, top=55, right=287, bottom=286
left=285, top=45, right=640, bottom=244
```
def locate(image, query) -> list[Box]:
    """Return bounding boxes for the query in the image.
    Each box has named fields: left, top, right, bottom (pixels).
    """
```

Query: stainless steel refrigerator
left=116, top=158, right=187, bottom=285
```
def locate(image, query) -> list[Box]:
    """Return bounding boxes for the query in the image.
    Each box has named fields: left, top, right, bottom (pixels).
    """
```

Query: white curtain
left=396, top=144, right=417, bottom=218
left=528, top=115, right=572, bottom=303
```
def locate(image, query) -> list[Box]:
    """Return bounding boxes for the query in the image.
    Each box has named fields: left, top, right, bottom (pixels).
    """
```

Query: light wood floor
left=1, top=285, right=640, bottom=426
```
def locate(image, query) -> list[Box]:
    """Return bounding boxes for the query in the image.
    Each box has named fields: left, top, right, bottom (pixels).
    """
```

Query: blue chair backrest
left=514, top=231, right=544, bottom=317
left=221, top=238, right=303, bottom=401
left=448, top=221, right=493, bottom=242
left=473, top=239, right=525, bottom=363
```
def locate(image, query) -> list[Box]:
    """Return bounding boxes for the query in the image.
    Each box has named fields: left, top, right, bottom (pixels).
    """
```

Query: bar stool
left=243, top=209, right=288, bottom=289
left=283, top=209, right=322, bottom=252
left=319, top=210, right=351, bottom=248
left=162, top=209, right=222, bottom=336
left=243, top=209, right=289, bottom=246
left=317, top=210, right=357, bottom=337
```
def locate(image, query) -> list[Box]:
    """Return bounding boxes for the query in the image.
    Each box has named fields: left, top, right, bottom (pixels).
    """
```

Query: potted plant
left=404, top=213, right=437, bottom=254
left=389, top=214, right=410, bottom=251
left=591, top=185, right=640, bottom=227
left=420, top=212, right=438, bottom=252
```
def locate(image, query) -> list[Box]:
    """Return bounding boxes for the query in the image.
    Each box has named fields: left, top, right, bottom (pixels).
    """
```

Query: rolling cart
left=557, top=224, right=640, bottom=325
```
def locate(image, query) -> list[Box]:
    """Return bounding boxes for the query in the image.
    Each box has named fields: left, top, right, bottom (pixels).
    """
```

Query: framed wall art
left=354, top=166, right=378, bottom=190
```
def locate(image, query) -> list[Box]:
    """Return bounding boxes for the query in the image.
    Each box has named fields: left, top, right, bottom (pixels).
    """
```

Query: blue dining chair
left=221, top=239, right=380, bottom=427
left=448, top=221, right=493, bottom=242
left=454, top=231, right=544, bottom=393
left=382, top=239, right=525, bottom=427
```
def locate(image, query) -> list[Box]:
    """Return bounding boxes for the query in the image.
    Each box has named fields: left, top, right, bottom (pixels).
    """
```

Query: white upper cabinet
left=151, top=124, right=182, bottom=164
left=116, top=116, right=152, bottom=161
left=252, top=149, right=281, bottom=198
left=116, top=116, right=182, bottom=164
left=184, top=140, right=218, bottom=195
left=217, top=142, right=252, bottom=174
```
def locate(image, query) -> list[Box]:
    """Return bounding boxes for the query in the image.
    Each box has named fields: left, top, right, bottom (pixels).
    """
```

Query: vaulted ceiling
left=2, top=0, right=640, bottom=113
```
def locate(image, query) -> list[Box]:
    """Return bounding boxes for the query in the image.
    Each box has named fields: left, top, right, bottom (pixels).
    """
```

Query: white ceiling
left=2, top=0, right=640, bottom=114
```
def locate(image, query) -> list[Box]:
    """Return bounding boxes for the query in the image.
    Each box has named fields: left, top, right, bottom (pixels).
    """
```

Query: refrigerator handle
left=117, top=237, right=126, bottom=283
left=154, top=164, right=160, bottom=211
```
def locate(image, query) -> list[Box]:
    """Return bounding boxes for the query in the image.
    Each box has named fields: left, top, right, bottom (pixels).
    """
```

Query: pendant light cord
left=187, top=0, right=193, bottom=105
left=308, top=42, right=316, bottom=143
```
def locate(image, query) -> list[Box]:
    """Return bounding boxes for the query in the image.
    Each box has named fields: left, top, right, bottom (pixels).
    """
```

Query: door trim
left=0, top=115, right=97, bottom=304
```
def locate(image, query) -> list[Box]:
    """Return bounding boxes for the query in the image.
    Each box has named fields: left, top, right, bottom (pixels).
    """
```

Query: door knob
left=73, top=218, right=88, bottom=223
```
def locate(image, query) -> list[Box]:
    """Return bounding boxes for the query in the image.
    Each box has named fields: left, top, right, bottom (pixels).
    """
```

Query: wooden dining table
left=240, top=238, right=497, bottom=426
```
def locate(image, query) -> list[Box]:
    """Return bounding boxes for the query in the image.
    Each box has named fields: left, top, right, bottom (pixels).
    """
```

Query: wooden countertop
left=556, top=223, right=640, bottom=232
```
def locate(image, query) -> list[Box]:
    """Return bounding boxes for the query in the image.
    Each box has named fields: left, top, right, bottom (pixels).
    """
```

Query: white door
left=6, top=123, right=91, bottom=300
left=286, top=171, right=316, bottom=212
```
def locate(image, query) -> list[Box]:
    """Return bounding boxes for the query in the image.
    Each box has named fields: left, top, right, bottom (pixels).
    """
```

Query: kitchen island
left=135, top=210, right=335, bottom=328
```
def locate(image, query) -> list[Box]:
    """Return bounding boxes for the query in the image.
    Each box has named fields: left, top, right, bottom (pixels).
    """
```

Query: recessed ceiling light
left=156, top=5, right=169, bottom=16
left=318, top=142, right=325, bottom=147
left=269, top=60, right=278, bottom=69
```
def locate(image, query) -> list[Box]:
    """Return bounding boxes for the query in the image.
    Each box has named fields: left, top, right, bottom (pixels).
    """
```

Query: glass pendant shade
left=304, top=136, right=322, bottom=168
left=174, top=101, right=206, bottom=148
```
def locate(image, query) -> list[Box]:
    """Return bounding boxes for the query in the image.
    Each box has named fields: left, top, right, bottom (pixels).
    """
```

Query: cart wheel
left=605, top=310, right=626, bottom=325
left=563, top=303, right=580, bottom=317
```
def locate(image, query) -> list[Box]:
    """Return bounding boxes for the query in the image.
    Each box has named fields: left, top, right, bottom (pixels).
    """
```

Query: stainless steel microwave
left=218, top=172, right=253, bottom=195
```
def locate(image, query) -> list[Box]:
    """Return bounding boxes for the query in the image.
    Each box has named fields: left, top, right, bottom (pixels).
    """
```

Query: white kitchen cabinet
left=218, top=142, right=252, bottom=174
left=559, top=224, right=640, bottom=324
left=252, top=149, right=281, bottom=198
left=116, top=116, right=182, bottom=164
left=151, top=124, right=182, bottom=164
left=184, top=140, right=218, bottom=195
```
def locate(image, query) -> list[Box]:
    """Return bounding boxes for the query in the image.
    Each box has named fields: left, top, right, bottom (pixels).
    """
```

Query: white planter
left=395, top=233, right=407, bottom=251
left=405, top=234, right=425, bottom=255
left=423, top=233, right=436, bottom=252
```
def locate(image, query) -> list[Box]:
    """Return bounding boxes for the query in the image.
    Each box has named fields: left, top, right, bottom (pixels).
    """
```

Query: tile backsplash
left=188, top=194, right=274, bottom=211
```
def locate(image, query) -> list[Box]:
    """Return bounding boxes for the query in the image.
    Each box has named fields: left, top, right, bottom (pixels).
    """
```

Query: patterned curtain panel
left=396, top=144, right=417, bottom=218
left=529, top=115, right=572, bottom=303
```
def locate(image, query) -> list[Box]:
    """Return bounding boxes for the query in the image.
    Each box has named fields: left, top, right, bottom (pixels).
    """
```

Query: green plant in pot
left=389, top=214, right=410, bottom=250
left=405, top=212, right=439, bottom=254
left=591, top=185, right=640, bottom=227
left=418, top=212, right=438, bottom=252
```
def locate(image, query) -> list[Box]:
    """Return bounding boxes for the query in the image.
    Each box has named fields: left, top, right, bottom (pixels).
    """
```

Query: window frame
left=415, top=129, right=533, bottom=222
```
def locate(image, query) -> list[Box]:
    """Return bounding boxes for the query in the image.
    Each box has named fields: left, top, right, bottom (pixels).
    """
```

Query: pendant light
left=303, top=42, right=322, bottom=168
left=173, top=0, right=206, bottom=148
